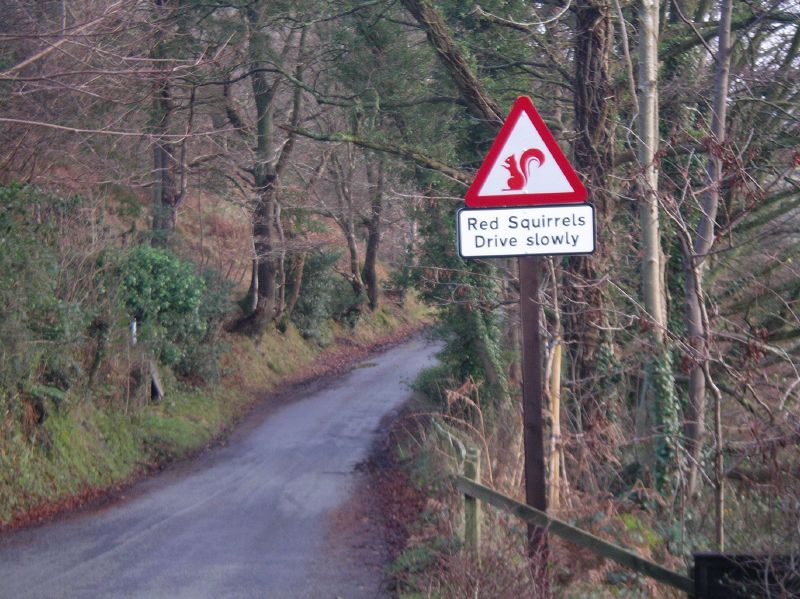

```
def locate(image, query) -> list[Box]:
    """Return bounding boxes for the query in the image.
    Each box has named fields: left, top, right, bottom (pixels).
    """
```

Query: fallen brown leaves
left=360, top=412, right=429, bottom=560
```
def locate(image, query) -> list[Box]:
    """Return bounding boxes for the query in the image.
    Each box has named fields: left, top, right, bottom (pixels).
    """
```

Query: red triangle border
left=465, top=96, right=588, bottom=208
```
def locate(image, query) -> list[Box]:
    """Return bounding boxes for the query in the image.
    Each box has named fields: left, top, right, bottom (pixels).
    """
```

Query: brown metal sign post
left=519, top=255, right=549, bottom=573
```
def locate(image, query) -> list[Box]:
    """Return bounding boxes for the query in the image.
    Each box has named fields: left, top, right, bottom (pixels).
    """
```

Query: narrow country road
left=0, top=336, right=439, bottom=599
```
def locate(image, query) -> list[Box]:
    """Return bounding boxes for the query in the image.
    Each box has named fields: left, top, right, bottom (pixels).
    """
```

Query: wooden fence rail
left=454, top=475, right=695, bottom=595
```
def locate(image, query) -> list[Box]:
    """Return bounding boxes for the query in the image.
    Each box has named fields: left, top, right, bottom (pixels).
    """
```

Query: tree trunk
left=548, top=338, right=563, bottom=509
left=564, top=0, right=615, bottom=421
left=363, top=156, right=384, bottom=310
left=638, top=0, right=666, bottom=342
left=245, top=257, right=258, bottom=314
left=149, top=0, right=190, bottom=246
left=683, top=0, right=734, bottom=495
left=275, top=201, right=287, bottom=319
left=151, top=105, right=179, bottom=243
left=270, top=27, right=307, bottom=326
left=506, top=258, right=522, bottom=385
left=243, top=2, right=279, bottom=333
left=150, top=1, right=178, bottom=246
left=329, top=142, right=366, bottom=305
left=547, top=258, right=563, bottom=509
left=252, top=182, right=277, bottom=327
left=284, top=252, right=305, bottom=320
left=344, top=224, right=366, bottom=299
left=398, top=0, right=502, bottom=124
left=634, top=0, right=681, bottom=487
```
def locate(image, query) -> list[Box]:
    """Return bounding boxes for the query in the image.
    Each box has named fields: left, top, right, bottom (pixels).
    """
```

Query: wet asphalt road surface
left=0, top=336, right=440, bottom=599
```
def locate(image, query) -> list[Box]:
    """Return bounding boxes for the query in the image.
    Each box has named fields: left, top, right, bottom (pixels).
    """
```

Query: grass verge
left=0, top=298, right=431, bottom=531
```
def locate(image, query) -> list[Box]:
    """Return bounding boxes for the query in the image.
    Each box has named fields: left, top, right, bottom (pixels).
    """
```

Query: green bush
left=290, top=249, right=362, bottom=343
left=119, top=245, right=230, bottom=373
left=174, top=267, right=232, bottom=382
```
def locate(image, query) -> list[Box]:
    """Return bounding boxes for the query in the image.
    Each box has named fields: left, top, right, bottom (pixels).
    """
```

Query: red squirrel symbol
left=502, top=148, right=545, bottom=191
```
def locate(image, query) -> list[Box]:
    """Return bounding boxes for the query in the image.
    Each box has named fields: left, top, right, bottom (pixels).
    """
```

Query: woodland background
left=1, top=0, right=799, bottom=596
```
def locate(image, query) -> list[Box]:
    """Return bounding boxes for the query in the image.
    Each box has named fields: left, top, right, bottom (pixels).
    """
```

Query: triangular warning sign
left=465, top=96, right=587, bottom=208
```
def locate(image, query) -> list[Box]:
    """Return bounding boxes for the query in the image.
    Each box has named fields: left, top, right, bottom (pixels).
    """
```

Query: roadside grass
left=1, top=406, right=143, bottom=523
left=0, top=297, right=431, bottom=529
left=223, top=323, right=318, bottom=391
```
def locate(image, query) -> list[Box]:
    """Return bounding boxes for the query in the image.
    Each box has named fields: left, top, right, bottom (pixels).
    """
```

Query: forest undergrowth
left=385, top=372, right=799, bottom=598
left=0, top=183, right=430, bottom=530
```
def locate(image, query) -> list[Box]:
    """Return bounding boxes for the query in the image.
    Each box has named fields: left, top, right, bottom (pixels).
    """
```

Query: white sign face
left=476, top=110, right=576, bottom=198
left=457, top=205, right=595, bottom=258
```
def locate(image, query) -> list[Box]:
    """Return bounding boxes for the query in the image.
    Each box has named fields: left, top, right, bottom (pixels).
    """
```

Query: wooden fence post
left=463, top=447, right=481, bottom=554
left=430, top=419, right=481, bottom=555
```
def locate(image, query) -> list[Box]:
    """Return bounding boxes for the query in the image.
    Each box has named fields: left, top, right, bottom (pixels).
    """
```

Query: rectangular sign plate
left=457, top=204, right=595, bottom=258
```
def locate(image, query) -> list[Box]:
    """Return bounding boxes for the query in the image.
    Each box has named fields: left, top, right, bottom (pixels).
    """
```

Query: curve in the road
left=0, top=336, right=440, bottom=599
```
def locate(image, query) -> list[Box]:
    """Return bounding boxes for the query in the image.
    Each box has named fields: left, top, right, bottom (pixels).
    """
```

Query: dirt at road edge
left=325, top=405, right=429, bottom=598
